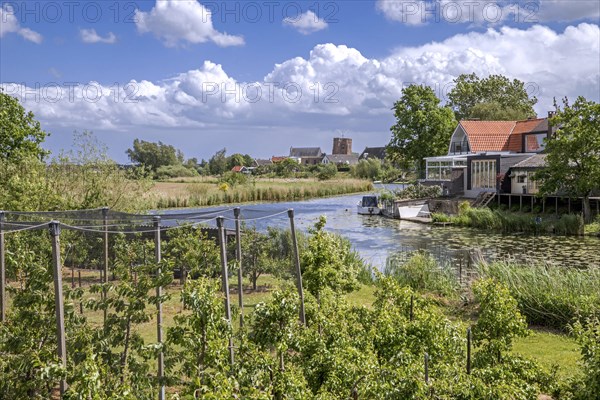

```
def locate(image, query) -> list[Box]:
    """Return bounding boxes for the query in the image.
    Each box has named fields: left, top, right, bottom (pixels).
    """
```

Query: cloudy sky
left=1, top=0, right=599, bottom=162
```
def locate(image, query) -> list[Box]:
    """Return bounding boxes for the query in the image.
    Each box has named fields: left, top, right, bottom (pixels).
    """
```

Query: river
left=167, top=190, right=600, bottom=271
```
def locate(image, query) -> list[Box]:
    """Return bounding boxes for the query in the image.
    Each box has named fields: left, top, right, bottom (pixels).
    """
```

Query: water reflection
left=180, top=191, right=600, bottom=270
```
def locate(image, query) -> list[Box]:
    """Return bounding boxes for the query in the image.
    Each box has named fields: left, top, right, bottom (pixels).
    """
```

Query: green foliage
left=569, top=317, right=600, bottom=400
left=472, top=278, right=529, bottom=365
left=241, top=226, right=276, bottom=290
left=220, top=170, right=248, bottom=187
left=384, top=251, right=459, bottom=297
left=352, top=158, right=382, bottom=180
left=165, top=226, right=220, bottom=280
left=301, top=216, right=362, bottom=300
left=447, top=73, right=537, bottom=121
left=316, top=163, right=337, bottom=181
left=536, top=97, right=600, bottom=223
left=0, top=90, right=48, bottom=162
left=156, top=164, right=198, bottom=179
left=387, top=85, right=456, bottom=171
left=478, top=262, right=600, bottom=330
left=208, top=148, right=228, bottom=175
left=431, top=203, right=584, bottom=235
left=394, top=183, right=442, bottom=200
left=126, top=138, right=183, bottom=173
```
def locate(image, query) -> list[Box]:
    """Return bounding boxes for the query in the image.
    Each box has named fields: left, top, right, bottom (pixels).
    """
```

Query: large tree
left=536, top=97, right=600, bottom=223
left=0, top=90, right=48, bottom=162
left=387, top=85, right=456, bottom=172
left=448, top=73, right=537, bottom=121
left=126, top=139, right=183, bottom=172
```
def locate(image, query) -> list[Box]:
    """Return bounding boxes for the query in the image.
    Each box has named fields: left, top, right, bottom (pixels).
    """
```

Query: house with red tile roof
left=424, top=113, right=554, bottom=198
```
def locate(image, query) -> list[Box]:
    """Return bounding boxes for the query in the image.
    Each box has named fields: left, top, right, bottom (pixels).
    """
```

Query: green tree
left=316, top=163, right=337, bottom=180
left=301, top=216, right=361, bottom=302
left=387, top=85, right=456, bottom=173
left=241, top=227, right=273, bottom=290
left=447, top=73, right=537, bottom=121
left=0, top=90, right=48, bottom=162
left=227, top=153, right=246, bottom=169
left=352, top=158, right=382, bottom=181
left=126, top=139, right=182, bottom=173
left=536, top=97, right=600, bottom=223
left=208, top=148, right=228, bottom=175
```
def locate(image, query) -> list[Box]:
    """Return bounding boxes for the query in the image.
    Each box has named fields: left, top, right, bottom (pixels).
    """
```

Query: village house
left=359, top=147, right=386, bottom=161
left=289, top=147, right=325, bottom=165
left=322, top=137, right=359, bottom=167
left=423, top=114, right=554, bottom=198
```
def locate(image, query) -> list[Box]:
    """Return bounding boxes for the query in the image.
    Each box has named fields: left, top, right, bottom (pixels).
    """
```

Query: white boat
left=396, top=201, right=430, bottom=219
left=357, top=195, right=381, bottom=215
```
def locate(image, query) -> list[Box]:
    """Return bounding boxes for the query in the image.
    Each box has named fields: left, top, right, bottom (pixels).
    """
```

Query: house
left=289, top=147, right=325, bottom=165
left=322, top=154, right=359, bottom=166
left=423, top=114, right=554, bottom=198
left=271, top=156, right=287, bottom=164
left=504, top=154, right=547, bottom=195
left=359, top=147, right=386, bottom=161
left=253, top=159, right=273, bottom=167
left=231, top=165, right=248, bottom=173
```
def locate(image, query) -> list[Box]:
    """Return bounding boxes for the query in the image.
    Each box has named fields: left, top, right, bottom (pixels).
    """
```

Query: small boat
left=357, top=195, right=381, bottom=215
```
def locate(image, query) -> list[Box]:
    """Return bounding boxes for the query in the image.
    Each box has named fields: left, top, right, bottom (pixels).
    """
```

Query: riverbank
left=147, top=177, right=373, bottom=208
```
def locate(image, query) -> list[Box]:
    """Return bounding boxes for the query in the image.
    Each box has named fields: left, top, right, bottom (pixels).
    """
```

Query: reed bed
left=432, top=204, right=584, bottom=236
left=149, top=179, right=373, bottom=208
left=477, top=261, right=600, bottom=330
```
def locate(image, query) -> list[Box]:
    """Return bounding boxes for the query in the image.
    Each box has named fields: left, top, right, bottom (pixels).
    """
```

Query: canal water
left=174, top=190, right=600, bottom=271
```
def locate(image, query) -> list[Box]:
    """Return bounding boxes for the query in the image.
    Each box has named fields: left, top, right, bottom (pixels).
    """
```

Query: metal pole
left=49, top=221, right=68, bottom=395
left=217, top=217, right=235, bottom=365
left=154, top=217, right=165, bottom=400
left=288, top=209, right=306, bottom=325
left=234, top=208, right=244, bottom=328
left=0, top=211, right=5, bottom=322
left=467, top=327, right=472, bottom=374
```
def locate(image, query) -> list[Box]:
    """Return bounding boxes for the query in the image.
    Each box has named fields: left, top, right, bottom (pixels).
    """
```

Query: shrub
left=394, top=183, right=441, bottom=200
left=156, top=164, right=198, bottom=179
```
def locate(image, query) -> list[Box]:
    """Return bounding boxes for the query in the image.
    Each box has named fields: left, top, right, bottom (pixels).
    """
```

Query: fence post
left=49, top=221, right=68, bottom=395
left=288, top=209, right=306, bottom=325
left=217, top=217, right=235, bottom=366
left=424, top=352, right=429, bottom=384
left=467, top=327, right=472, bottom=374
left=0, top=211, right=5, bottom=322
left=102, top=207, right=109, bottom=324
left=234, top=208, right=244, bottom=328
left=154, top=216, right=165, bottom=400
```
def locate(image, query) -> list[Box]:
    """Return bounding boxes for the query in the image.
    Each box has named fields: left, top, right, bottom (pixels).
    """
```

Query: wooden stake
left=102, top=207, right=109, bottom=324
left=0, top=211, right=5, bottom=322
left=467, top=327, right=472, bottom=374
left=288, top=209, right=306, bottom=325
left=49, top=221, right=68, bottom=395
left=154, top=217, right=165, bottom=400
left=234, top=208, right=244, bottom=328
left=217, top=217, right=235, bottom=366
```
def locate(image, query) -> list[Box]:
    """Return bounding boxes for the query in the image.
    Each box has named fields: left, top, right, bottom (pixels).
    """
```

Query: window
left=471, top=160, right=496, bottom=189
left=517, top=175, right=526, bottom=183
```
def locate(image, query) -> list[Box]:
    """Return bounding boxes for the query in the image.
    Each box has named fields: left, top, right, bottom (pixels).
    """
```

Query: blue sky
left=1, top=0, right=599, bottom=163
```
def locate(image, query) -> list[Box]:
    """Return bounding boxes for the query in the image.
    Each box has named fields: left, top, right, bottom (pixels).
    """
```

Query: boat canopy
left=361, top=196, right=378, bottom=207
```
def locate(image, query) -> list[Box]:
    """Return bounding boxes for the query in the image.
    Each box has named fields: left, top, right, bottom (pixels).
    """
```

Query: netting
left=0, top=206, right=291, bottom=235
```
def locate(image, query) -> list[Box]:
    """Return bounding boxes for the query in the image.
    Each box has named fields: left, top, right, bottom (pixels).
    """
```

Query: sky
left=1, top=0, right=599, bottom=163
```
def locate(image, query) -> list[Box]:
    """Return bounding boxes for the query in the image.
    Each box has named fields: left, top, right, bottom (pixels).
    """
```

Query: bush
left=394, top=183, right=441, bottom=200
left=384, top=251, right=459, bottom=297
left=156, top=164, right=198, bottom=179
left=316, top=163, right=337, bottom=180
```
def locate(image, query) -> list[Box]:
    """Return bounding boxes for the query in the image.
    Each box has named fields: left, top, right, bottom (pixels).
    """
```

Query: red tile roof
left=460, top=118, right=547, bottom=153
left=271, top=156, right=287, bottom=163
left=231, top=165, right=244, bottom=172
left=459, top=121, right=515, bottom=152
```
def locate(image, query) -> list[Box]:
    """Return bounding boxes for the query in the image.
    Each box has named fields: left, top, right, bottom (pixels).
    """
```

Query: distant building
left=323, top=154, right=359, bottom=166
left=359, top=147, right=386, bottom=161
left=332, top=137, right=352, bottom=155
left=289, top=147, right=325, bottom=165
left=231, top=165, right=248, bottom=173
left=271, top=156, right=287, bottom=164
left=253, top=159, right=273, bottom=167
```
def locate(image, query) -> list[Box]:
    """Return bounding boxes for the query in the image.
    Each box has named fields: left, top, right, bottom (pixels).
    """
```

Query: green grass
left=513, top=329, right=581, bottom=378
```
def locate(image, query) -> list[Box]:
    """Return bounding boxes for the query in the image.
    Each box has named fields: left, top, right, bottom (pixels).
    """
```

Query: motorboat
left=357, top=195, right=381, bottom=215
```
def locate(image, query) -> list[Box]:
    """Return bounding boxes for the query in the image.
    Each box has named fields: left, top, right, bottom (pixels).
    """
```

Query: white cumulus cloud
left=283, top=10, right=329, bottom=34
left=0, top=4, right=43, bottom=43
left=80, top=29, right=117, bottom=44
left=135, top=0, right=244, bottom=47
left=2, top=23, right=598, bottom=154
